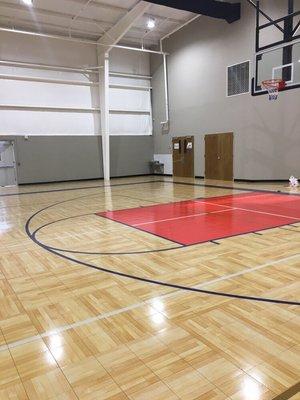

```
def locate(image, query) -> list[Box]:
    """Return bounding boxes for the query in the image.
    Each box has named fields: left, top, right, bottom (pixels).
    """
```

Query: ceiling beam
left=97, top=1, right=150, bottom=51
left=144, top=0, right=241, bottom=23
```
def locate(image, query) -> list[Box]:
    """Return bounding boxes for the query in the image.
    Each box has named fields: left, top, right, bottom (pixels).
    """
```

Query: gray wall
left=151, top=0, right=300, bottom=180
left=1, top=136, right=153, bottom=184
left=14, top=136, right=102, bottom=184
left=110, top=136, right=153, bottom=178
left=0, top=31, right=154, bottom=184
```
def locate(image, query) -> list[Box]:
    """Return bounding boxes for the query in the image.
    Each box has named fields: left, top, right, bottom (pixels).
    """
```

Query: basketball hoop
left=262, top=79, right=286, bottom=101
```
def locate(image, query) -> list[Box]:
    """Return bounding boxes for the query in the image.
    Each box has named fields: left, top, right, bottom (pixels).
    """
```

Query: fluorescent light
left=147, top=18, right=156, bottom=30
left=22, top=0, right=33, bottom=5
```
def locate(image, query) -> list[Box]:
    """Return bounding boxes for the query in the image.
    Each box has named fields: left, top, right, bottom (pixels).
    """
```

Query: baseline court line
left=1, top=251, right=299, bottom=353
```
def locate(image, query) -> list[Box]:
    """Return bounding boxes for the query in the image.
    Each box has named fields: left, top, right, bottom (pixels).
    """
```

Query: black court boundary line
left=32, top=213, right=183, bottom=255
left=31, top=191, right=300, bottom=255
left=34, top=213, right=300, bottom=256
left=32, top=192, right=227, bottom=250
left=2, top=177, right=300, bottom=198
left=24, top=192, right=300, bottom=306
left=0, top=179, right=162, bottom=198
left=271, top=382, right=300, bottom=400
left=27, top=231, right=300, bottom=306
left=169, top=179, right=300, bottom=197
left=31, top=190, right=188, bottom=253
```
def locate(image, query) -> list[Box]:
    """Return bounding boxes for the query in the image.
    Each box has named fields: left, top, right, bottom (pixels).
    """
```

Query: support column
left=98, top=51, right=110, bottom=181
left=96, top=1, right=150, bottom=181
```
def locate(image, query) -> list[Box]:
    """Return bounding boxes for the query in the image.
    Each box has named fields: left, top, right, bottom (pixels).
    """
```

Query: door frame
left=0, top=140, right=18, bottom=186
left=172, top=135, right=195, bottom=178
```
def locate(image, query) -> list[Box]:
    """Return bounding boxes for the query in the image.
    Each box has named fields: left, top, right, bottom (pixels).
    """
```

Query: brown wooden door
left=204, top=134, right=219, bottom=180
left=183, top=136, right=194, bottom=177
left=172, top=137, right=183, bottom=177
left=205, top=132, right=233, bottom=180
left=172, top=136, right=194, bottom=178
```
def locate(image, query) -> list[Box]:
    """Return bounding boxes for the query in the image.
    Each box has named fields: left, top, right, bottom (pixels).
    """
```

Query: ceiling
left=0, top=0, right=198, bottom=47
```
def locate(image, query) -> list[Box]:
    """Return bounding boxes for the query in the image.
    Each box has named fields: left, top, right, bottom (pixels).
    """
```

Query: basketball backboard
left=250, top=0, right=300, bottom=95
left=253, top=41, right=300, bottom=94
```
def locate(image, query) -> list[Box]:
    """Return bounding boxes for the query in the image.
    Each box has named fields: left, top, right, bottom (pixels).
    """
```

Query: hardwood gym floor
left=0, top=176, right=299, bottom=400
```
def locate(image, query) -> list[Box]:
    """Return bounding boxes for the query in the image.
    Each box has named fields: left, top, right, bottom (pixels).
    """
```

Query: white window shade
left=0, top=53, right=153, bottom=136
left=0, top=110, right=99, bottom=135
left=109, top=88, right=150, bottom=112
left=110, top=114, right=151, bottom=136
left=108, top=75, right=152, bottom=136
left=0, top=79, right=98, bottom=108
left=109, top=76, right=151, bottom=87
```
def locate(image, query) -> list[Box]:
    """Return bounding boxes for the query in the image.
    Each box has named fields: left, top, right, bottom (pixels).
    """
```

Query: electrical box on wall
left=161, top=121, right=170, bottom=133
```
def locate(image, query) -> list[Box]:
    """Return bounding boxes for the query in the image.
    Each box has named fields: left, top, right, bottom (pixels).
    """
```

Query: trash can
left=149, top=160, right=164, bottom=175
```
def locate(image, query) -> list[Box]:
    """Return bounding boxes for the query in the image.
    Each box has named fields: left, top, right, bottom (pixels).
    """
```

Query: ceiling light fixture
left=147, top=18, right=156, bottom=30
left=22, top=0, right=33, bottom=6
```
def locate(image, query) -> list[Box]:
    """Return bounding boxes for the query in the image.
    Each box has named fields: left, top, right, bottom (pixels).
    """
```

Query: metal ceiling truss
left=0, top=0, right=197, bottom=47
left=0, top=15, right=162, bottom=45
left=0, top=1, right=170, bottom=37
left=0, top=0, right=190, bottom=27
left=69, top=0, right=192, bottom=23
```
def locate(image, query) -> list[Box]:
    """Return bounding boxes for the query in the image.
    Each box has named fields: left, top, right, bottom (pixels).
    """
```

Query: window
left=227, top=61, right=250, bottom=96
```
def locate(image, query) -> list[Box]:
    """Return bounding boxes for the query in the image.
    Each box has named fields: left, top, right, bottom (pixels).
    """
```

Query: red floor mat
left=97, top=192, right=300, bottom=246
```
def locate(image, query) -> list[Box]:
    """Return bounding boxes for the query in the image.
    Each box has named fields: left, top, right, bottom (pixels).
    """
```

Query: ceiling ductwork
left=146, top=0, right=241, bottom=23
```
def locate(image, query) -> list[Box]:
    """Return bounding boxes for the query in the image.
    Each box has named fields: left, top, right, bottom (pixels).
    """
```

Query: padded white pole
left=98, top=52, right=110, bottom=181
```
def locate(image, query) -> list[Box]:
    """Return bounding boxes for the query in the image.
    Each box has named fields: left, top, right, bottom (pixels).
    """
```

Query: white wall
left=151, top=0, right=300, bottom=180
left=0, top=32, right=152, bottom=136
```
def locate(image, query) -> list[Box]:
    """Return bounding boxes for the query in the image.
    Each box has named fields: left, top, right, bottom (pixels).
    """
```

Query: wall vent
left=227, top=61, right=250, bottom=96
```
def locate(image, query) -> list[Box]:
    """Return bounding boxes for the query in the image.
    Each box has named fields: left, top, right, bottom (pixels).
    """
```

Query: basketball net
left=262, top=79, right=285, bottom=101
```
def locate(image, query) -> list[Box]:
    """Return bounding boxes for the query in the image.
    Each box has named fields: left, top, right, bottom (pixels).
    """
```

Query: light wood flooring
left=0, top=176, right=299, bottom=400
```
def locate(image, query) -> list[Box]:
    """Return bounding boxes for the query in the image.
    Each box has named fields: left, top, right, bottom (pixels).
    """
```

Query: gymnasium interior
left=0, top=0, right=299, bottom=399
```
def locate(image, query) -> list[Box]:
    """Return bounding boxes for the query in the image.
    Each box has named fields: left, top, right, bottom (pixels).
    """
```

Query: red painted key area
left=97, top=192, right=300, bottom=245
